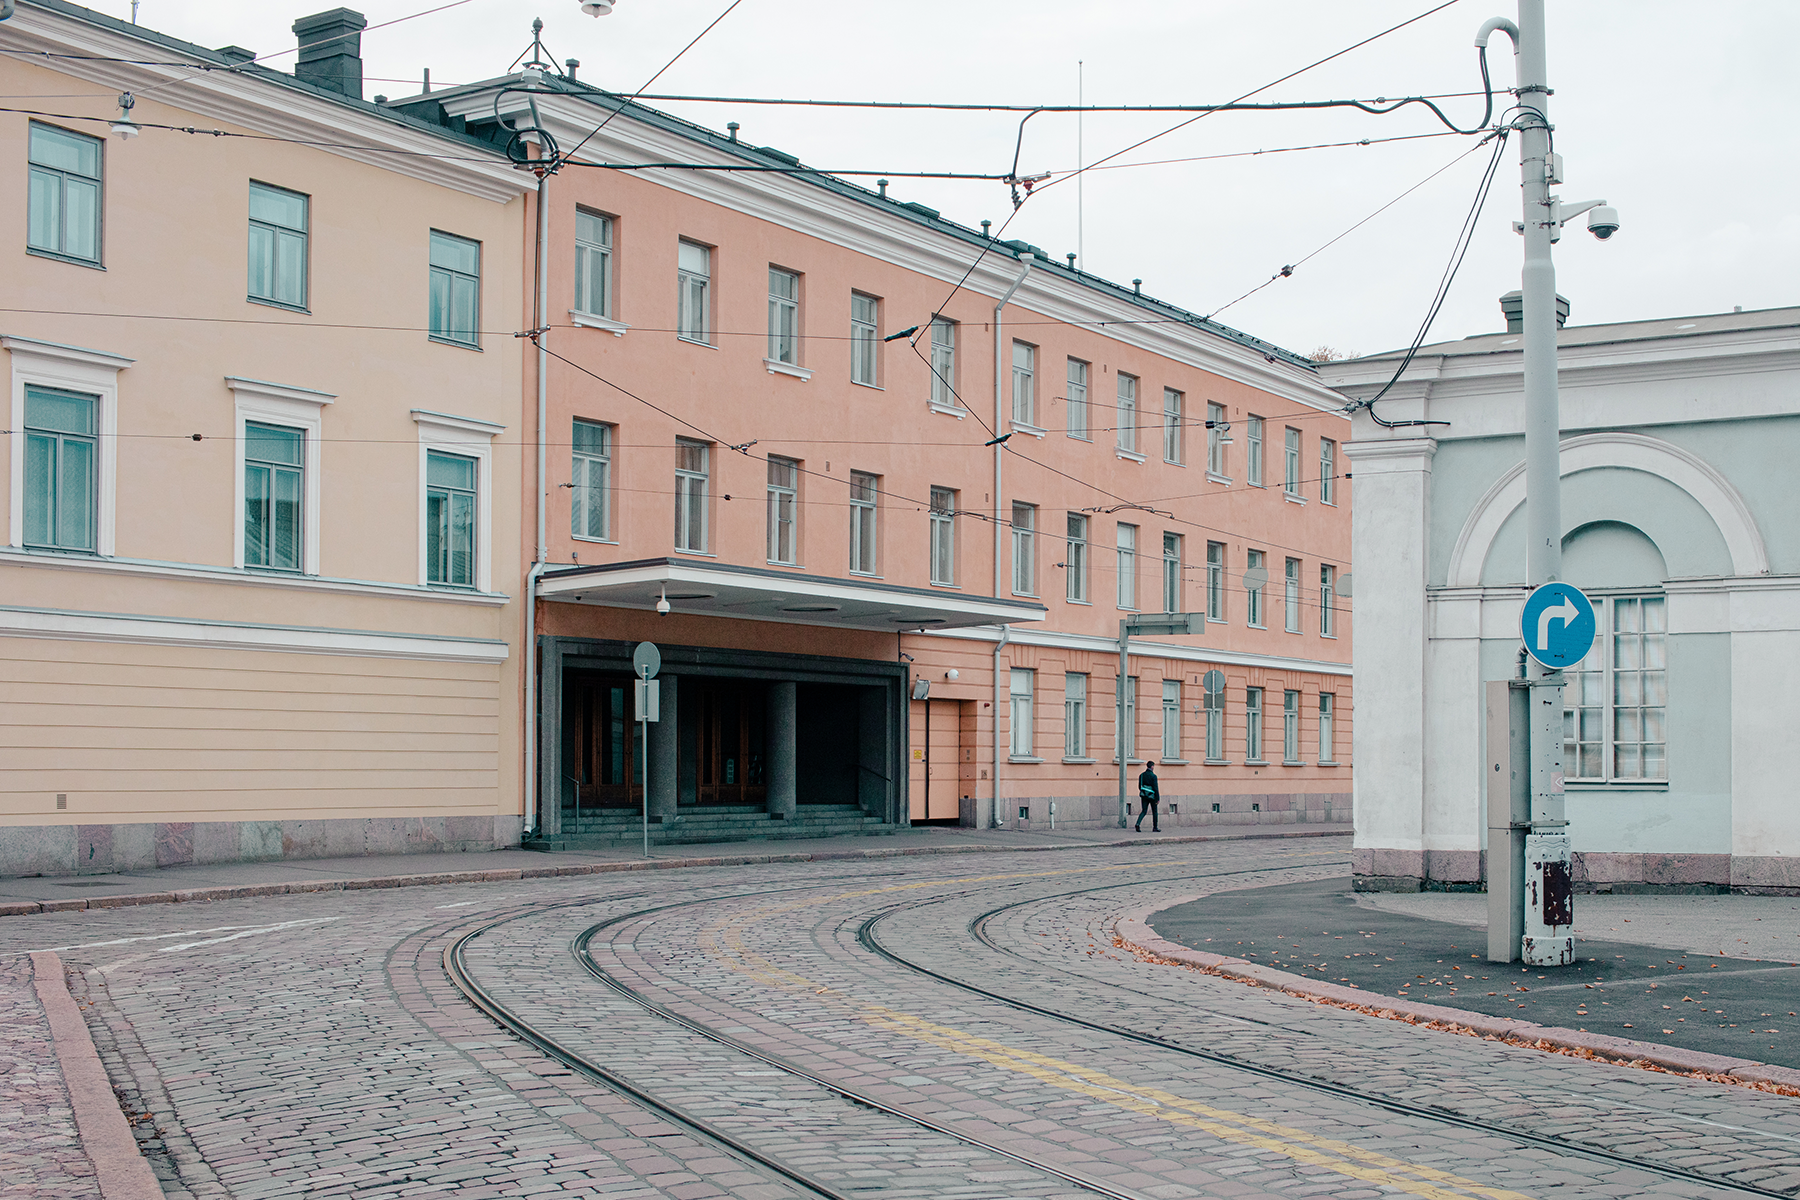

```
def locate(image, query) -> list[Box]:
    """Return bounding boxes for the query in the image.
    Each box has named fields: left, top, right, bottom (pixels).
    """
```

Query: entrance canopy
left=539, top=558, right=1046, bottom=632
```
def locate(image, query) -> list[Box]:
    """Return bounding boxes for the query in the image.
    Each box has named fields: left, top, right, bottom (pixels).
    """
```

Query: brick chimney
left=292, top=8, right=367, bottom=99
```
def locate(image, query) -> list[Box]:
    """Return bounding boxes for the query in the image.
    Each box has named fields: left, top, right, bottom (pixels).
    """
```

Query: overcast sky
left=78, top=0, right=1800, bottom=358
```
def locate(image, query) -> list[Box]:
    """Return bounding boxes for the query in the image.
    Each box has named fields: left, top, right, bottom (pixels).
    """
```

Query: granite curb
left=0, top=826, right=1350, bottom=919
left=1115, top=906, right=1800, bottom=1093
left=28, top=952, right=163, bottom=1200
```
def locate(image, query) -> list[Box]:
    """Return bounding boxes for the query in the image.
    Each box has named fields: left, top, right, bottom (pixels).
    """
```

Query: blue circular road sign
left=1520, top=582, right=1596, bottom=670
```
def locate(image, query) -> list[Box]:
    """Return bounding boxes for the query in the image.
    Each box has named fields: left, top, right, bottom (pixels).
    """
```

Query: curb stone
left=0, top=826, right=1349, bottom=919
left=1115, top=907, right=1800, bottom=1094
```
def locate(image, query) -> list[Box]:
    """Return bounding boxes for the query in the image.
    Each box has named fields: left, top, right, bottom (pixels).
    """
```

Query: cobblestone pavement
left=1, top=836, right=1797, bottom=1198
left=1, top=953, right=104, bottom=1199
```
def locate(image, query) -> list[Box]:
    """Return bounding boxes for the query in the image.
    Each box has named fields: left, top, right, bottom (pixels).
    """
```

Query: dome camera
left=1587, top=205, right=1620, bottom=240
left=580, top=0, right=614, bottom=15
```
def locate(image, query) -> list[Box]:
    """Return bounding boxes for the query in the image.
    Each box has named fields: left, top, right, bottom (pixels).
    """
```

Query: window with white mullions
left=1064, top=672, right=1088, bottom=758
left=766, top=456, right=799, bottom=564
left=677, top=240, right=710, bottom=343
left=1207, top=402, right=1228, bottom=476
left=675, top=439, right=709, bottom=552
left=244, top=422, right=303, bottom=571
left=1246, top=415, right=1264, bottom=486
left=1203, top=681, right=1225, bottom=761
left=571, top=419, right=612, bottom=540
left=1164, top=389, right=1184, bottom=464
left=1284, top=426, right=1302, bottom=495
left=1011, top=501, right=1036, bottom=596
left=1206, top=540, right=1225, bottom=621
left=929, top=318, right=957, bottom=408
left=849, top=471, right=878, bottom=574
left=1284, top=556, right=1301, bottom=633
left=1163, top=532, right=1183, bottom=614
left=1012, top=341, right=1036, bottom=427
left=574, top=210, right=613, bottom=318
left=1320, top=564, right=1337, bottom=636
left=428, top=230, right=480, bottom=346
left=27, top=122, right=101, bottom=264
left=1564, top=595, right=1667, bottom=782
left=1116, top=674, right=1138, bottom=762
left=22, top=386, right=97, bottom=552
left=1066, top=358, right=1089, bottom=439
left=768, top=268, right=799, bottom=365
left=929, top=486, right=956, bottom=584
left=1282, top=689, right=1301, bottom=763
left=850, top=293, right=880, bottom=385
left=1320, top=437, right=1338, bottom=505
left=1116, top=522, right=1137, bottom=610
left=248, top=182, right=308, bottom=309
left=1319, top=693, right=1336, bottom=763
left=425, top=451, right=476, bottom=586
left=1010, top=669, right=1035, bottom=758
left=1116, top=373, right=1138, bottom=454
left=1245, top=686, right=1264, bottom=761
left=1162, top=678, right=1182, bottom=762
left=1065, top=513, right=1089, bottom=602
left=1246, top=548, right=1266, bottom=627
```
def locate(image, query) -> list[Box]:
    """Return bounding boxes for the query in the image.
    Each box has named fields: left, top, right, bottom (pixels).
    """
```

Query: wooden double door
left=564, top=672, right=766, bottom=809
left=907, top=698, right=964, bottom=823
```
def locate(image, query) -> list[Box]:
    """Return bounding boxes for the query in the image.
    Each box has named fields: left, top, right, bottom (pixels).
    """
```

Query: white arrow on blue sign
left=1519, top=582, right=1596, bottom=670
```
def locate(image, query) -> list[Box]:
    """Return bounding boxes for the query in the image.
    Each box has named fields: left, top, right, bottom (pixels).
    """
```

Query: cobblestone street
left=3, top=834, right=1799, bottom=1198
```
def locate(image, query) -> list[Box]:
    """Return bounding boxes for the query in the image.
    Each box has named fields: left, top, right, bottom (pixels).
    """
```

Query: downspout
left=522, top=100, right=551, bottom=839
left=990, top=253, right=1031, bottom=831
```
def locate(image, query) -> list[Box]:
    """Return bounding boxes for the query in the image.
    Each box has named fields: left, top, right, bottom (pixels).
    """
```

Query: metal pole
left=641, top=713, right=650, bottom=858
left=1117, top=618, right=1129, bottom=828
left=1515, top=0, right=1573, bottom=966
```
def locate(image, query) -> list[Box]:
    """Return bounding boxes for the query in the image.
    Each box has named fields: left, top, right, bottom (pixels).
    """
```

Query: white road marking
left=36, top=919, right=337, bottom=953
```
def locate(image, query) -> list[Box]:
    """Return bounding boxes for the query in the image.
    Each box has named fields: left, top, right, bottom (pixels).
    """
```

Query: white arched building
left=1324, top=305, right=1800, bottom=894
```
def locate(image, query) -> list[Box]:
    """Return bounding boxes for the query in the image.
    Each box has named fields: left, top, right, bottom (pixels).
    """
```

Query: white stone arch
left=1446, top=432, right=1769, bottom=587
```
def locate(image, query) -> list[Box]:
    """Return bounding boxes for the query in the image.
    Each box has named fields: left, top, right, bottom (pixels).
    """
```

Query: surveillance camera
left=580, top=0, right=614, bottom=14
left=1587, top=205, right=1620, bottom=240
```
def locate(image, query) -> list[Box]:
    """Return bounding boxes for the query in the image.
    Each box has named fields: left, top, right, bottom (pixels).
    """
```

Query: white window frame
left=1565, top=594, right=1669, bottom=783
left=1012, top=341, right=1036, bottom=429
left=1163, top=388, right=1184, bottom=464
left=1320, top=564, right=1337, bottom=637
left=766, top=455, right=798, bottom=565
left=1282, top=689, right=1301, bottom=763
left=572, top=418, right=614, bottom=542
left=1162, top=532, right=1183, bottom=614
left=1284, top=426, right=1302, bottom=496
left=1320, top=437, right=1337, bottom=505
left=849, top=470, right=878, bottom=575
left=1207, top=402, right=1230, bottom=477
left=929, top=318, right=958, bottom=411
left=27, top=121, right=103, bottom=266
left=1161, top=678, right=1182, bottom=762
left=1011, top=501, right=1037, bottom=596
left=1066, top=513, right=1089, bottom=603
left=412, top=408, right=500, bottom=592
left=1246, top=415, right=1264, bottom=486
left=1064, top=672, right=1088, bottom=759
left=1284, top=556, right=1302, bottom=633
left=850, top=292, right=880, bottom=387
left=1115, top=673, right=1138, bottom=763
left=677, top=240, right=711, bottom=345
left=929, top=486, right=956, bottom=585
left=1203, top=681, right=1225, bottom=762
left=1115, top=372, right=1139, bottom=457
left=1205, top=540, right=1226, bottom=622
left=767, top=266, right=800, bottom=366
left=1010, top=668, right=1036, bottom=759
left=229, top=377, right=332, bottom=575
left=1245, top=686, right=1265, bottom=762
left=574, top=209, right=614, bottom=319
left=5, top=336, right=129, bottom=556
left=1319, top=693, right=1336, bottom=763
left=1246, top=548, right=1266, bottom=628
left=1116, top=522, right=1137, bottom=610
left=247, top=180, right=309, bottom=311
left=1066, top=358, right=1089, bottom=440
left=675, top=438, right=711, bottom=554
left=427, top=229, right=481, bottom=349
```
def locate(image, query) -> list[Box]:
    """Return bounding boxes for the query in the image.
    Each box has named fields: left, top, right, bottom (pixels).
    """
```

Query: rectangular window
left=675, top=438, right=709, bottom=552
left=1246, top=548, right=1266, bottom=627
left=1320, top=437, right=1337, bottom=505
left=1117, top=674, right=1138, bottom=762
left=425, top=451, right=476, bottom=586
left=1246, top=416, right=1264, bottom=486
left=849, top=471, right=878, bottom=575
left=243, top=421, right=303, bottom=570
left=1162, top=678, right=1182, bottom=762
left=1064, top=672, right=1088, bottom=759
left=929, top=317, right=957, bottom=408
left=677, top=240, right=710, bottom=343
left=22, top=387, right=97, bottom=551
left=572, top=419, right=613, bottom=540
left=1116, top=522, right=1137, bottom=610
left=1066, top=358, right=1089, bottom=439
left=766, top=455, right=798, bottom=564
left=27, top=122, right=101, bottom=264
left=1284, top=557, right=1301, bottom=633
left=1010, top=669, right=1035, bottom=758
left=1011, top=501, right=1037, bottom=596
left=1116, top=373, right=1138, bottom=454
left=1207, top=402, right=1228, bottom=476
left=248, top=182, right=308, bottom=309
left=1565, top=596, right=1667, bottom=782
left=1320, top=564, right=1337, bottom=636
left=1066, top=513, right=1089, bottom=603
left=1162, top=532, right=1182, bottom=614
left=1283, top=689, right=1301, bottom=763
left=929, top=486, right=957, bottom=585
left=574, top=209, right=613, bottom=317
left=1284, top=426, right=1302, bottom=495
left=1204, top=681, right=1224, bottom=761
left=428, top=230, right=480, bottom=346
left=1319, top=693, right=1336, bottom=763
left=1206, top=540, right=1225, bottom=622
left=850, top=293, right=880, bottom=386
left=1246, top=687, right=1264, bottom=761
left=1012, top=341, right=1036, bottom=427
left=1164, top=389, right=1184, bottom=464
left=768, top=267, right=799, bottom=365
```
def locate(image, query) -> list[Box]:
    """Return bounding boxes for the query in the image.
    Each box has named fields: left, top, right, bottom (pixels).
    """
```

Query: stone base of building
left=0, top=815, right=524, bottom=880
left=1352, top=845, right=1798, bottom=895
left=998, top=791, right=1350, bottom=832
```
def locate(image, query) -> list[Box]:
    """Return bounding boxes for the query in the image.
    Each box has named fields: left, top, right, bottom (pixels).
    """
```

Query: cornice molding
left=2, top=334, right=135, bottom=371
left=928, top=624, right=1353, bottom=678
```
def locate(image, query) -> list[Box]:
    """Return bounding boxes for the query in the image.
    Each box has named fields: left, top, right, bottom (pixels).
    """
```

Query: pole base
left=1521, top=934, right=1573, bottom=966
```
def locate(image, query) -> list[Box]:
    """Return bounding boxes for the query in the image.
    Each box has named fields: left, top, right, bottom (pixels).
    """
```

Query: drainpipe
left=991, top=623, right=1011, bottom=829
left=989, top=254, right=1030, bottom=832
left=522, top=103, right=551, bottom=839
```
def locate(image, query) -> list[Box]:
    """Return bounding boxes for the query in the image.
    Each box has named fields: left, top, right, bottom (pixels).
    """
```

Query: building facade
left=0, top=2, right=531, bottom=875
left=406, top=65, right=1355, bottom=842
left=1327, top=304, right=1800, bottom=894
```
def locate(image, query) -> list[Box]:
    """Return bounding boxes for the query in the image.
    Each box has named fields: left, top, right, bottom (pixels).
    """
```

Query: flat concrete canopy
left=539, top=557, right=1047, bottom=633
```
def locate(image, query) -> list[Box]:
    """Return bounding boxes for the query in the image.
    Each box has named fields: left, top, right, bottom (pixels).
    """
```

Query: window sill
left=572, top=534, right=618, bottom=545
left=927, top=401, right=965, bottom=418
left=1207, top=616, right=1227, bottom=625
left=1068, top=432, right=1091, bottom=442
left=1317, top=760, right=1341, bottom=767
left=674, top=548, right=718, bottom=558
left=766, top=560, right=805, bottom=569
left=249, top=296, right=310, bottom=315
left=425, top=581, right=481, bottom=592
left=1247, top=481, right=1265, bottom=489
left=1165, top=458, right=1185, bottom=468
left=1281, top=759, right=1306, bottom=767
left=569, top=310, right=630, bottom=336
left=851, top=380, right=884, bottom=392
left=678, top=335, right=716, bottom=349
left=1245, top=759, right=1271, bottom=766
left=21, top=544, right=101, bottom=558
left=1321, top=632, right=1338, bottom=640
left=1010, top=420, right=1047, bottom=439
left=848, top=569, right=882, bottom=579
left=1248, top=622, right=1267, bottom=630
left=1160, top=758, right=1190, bottom=766
left=929, top=580, right=961, bottom=590
left=1203, top=758, right=1231, bottom=766
left=1008, top=755, right=1044, bottom=765
left=1110, top=759, right=1150, bottom=766
left=1321, top=499, right=1337, bottom=508
left=1282, top=492, right=1306, bottom=505
left=764, top=358, right=813, bottom=381
left=1065, top=598, right=1091, bottom=606
left=1115, top=448, right=1147, bottom=464
left=27, top=247, right=104, bottom=271
left=1206, top=472, right=1233, bottom=486
left=428, top=335, right=482, bottom=351
left=1062, top=757, right=1097, bottom=765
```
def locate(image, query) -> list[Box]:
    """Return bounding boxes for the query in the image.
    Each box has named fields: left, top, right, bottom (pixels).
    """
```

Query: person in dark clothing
left=1135, top=761, right=1161, bottom=832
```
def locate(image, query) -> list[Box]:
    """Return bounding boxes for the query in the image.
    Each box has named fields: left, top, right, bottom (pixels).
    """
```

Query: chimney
left=1499, top=289, right=1570, bottom=333
left=292, top=8, right=367, bottom=99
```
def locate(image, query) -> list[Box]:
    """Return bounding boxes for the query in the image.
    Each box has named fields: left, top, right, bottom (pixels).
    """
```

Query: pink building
left=406, top=64, right=1355, bottom=844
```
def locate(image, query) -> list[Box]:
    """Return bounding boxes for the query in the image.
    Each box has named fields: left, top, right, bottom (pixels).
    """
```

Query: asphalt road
left=1151, top=878, right=1800, bottom=1067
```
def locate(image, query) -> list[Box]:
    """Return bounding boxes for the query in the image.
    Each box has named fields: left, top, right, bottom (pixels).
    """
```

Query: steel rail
left=855, top=886, right=1795, bottom=1200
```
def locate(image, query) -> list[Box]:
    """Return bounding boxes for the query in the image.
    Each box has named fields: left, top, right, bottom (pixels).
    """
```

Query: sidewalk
left=0, top=821, right=1352, bottom=917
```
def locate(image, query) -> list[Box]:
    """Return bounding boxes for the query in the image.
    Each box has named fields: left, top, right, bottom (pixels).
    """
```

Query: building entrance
left=908, top=698, right=963, bottom=823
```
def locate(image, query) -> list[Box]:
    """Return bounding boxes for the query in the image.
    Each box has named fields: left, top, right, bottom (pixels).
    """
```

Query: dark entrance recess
left=681, top=677, right=767, bottom=806
left=564, top=671, right=643, bottom=810
left=796, top=684, right=858, bottom=805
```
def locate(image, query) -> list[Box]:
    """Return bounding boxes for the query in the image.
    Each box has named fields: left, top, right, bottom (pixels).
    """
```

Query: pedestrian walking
left=1135, top=761, right=1161, bottom=833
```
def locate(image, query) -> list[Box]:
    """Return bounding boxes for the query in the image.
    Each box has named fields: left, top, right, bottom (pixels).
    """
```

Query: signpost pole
left=1117, top=618, right=1129, bottom=829
left=632, top=642, right=662, bottom=861
left=640, top=704, right=649, bottom=859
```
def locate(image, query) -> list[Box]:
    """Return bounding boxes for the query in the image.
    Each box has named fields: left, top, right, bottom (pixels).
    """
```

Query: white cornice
left=2, top=6, right=530, bottom=204
left=225, top=375, right=335, bottom=407
left=2, top=334, right=135, bottom=371
left=928, top=624, right=1353, bottom=678
left=412, top=408, right=505, bottom=437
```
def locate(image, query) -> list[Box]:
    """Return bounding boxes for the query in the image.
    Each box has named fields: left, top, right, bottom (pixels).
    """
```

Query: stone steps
left=526, top=804, right=897, bottom=850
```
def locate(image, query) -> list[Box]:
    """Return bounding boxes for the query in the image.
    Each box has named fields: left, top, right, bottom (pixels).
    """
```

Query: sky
left=67, top=0, right=1800, bottom=358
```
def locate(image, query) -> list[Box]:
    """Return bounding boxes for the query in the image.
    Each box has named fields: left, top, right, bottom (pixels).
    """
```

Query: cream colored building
left=1, top=3, right=532, bottom=874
